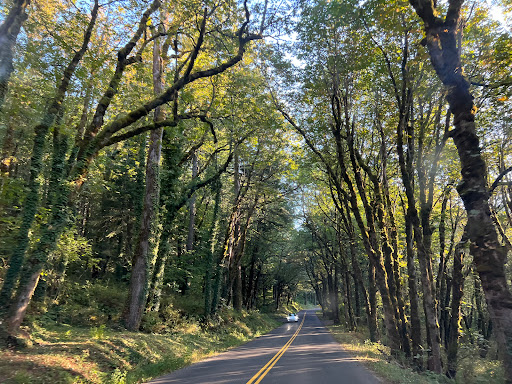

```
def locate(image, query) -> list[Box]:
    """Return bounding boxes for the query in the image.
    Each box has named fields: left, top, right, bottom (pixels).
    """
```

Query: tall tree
left=0, top=0, right=99, bottom=314
left=408, top=0, right=512, bottom=380
left=0, top=0, right=30, bottom=109
left=125, top=24, right=166, bottom=331
left=2, top=0, right=264, bottom=333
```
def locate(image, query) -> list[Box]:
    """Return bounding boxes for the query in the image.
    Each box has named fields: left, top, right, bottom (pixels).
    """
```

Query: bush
left=44, top=282, right=127, bottom=327
left=140, top=302, right=188, bottom=334
left=89, top=284, right=126, bottom=322
left=140, top=312, right=164, bottom=334
left=90, top=324, right=107, bottom=340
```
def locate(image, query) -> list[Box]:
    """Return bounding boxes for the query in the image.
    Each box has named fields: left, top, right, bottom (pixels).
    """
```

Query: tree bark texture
left=204, top=177, right=221, bottom=317
left=408, top=1, right=512, bottom=380
left=8, top=134, right=70, bottom=332
left=405, top=215, right=423, bottom=369
left=124, top=32, right=164, bottom=330
left=186, top=151, right=198, bottom=251
left=446, top=231, right=467, bottom=378
left=0, top=0, right=30, bottom=109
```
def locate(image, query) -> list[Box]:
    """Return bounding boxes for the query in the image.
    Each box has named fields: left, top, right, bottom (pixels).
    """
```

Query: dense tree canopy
left=1, top=0, right=512, bottom=382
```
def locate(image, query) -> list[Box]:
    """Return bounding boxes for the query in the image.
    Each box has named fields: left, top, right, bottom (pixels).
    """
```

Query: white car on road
left=286, top=313, right=299, bottom=322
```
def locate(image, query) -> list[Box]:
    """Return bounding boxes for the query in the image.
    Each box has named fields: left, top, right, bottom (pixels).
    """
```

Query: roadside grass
left=0, top=309, right=280, bottom=384
left=327, top=325, right=504, bottom=384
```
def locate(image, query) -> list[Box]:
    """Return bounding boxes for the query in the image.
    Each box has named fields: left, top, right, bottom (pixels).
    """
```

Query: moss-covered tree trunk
left=409, top=1, right=512, bottom=380
left=446, top=230, right=466, bottom=378
left=204, top=177, right=222, bottom=317
left=7, top=129, right=70, bottom=332
left=186, top=151, right=198, bottom=252
left=405, top=215, right=423, bottom=369
left=397, top=98, right=442, bottom=372
left=124, top=31, right=165, bottom=331
left=0, top=1, right=98, bottom=313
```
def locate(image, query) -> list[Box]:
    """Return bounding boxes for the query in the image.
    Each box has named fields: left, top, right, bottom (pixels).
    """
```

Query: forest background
left=1, top=0, right=512, bottom=383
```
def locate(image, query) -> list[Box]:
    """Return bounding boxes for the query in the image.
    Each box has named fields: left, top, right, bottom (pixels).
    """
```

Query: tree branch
left=491, top=166, right=512, bottom=193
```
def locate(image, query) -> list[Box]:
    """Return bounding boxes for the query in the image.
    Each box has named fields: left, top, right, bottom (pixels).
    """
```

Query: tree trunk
left=368, top=260, right=378, bottom=342
left=405, top=214, right=423, bottom=370
left=0, top=0, right=30, bottom=109
left=211, top=258, right=224, bottom=315
left=7, top=137, right=70, bottom=333
left=233, top=264, right=243, bottom=311
left=378, top=129, right=411, bottom=356
left=408, top=2, right=512, bottom=380
left=146, top=237, right=169, bottom=312
left=226, top=149, right=241, bottom=307
left=342, top=199, right=375, bottom=338
left=204, top=177, right=221, bottom=317
left=7, top=269, right=40, bottom=333
left=186, top=151, right=198, bottom=251
left=396, top=89, right=442, bottom=372
left=437, top=188, right=449, bottom=335
left=343, top=267, right=355, bottom=330
left=124, top=31, right=164, bottom=330
left=446, top=230, right=467, bottom=378
left=330, top=268, right=340, bottom=324
left=0, top=1, right=99, bottom=312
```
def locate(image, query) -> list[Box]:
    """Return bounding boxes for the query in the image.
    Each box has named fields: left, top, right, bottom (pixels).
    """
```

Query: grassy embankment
left=327, top=324, right=504, bottom=384
left=0, top=309, right=280, bottom=384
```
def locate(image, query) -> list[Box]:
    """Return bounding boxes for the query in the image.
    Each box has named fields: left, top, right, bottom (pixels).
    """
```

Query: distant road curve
left=148, top=309, right=381, bottom=384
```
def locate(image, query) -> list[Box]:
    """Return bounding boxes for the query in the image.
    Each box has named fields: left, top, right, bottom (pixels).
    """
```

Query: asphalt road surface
left=148, top=309, right=381, bottom=384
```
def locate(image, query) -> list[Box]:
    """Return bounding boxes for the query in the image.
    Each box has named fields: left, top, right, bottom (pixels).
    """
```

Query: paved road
left=148, top=309, right=381, bottom=384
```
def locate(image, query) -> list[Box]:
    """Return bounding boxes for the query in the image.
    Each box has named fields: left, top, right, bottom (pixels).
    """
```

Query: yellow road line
left=246, top=313, right=306, bottom=384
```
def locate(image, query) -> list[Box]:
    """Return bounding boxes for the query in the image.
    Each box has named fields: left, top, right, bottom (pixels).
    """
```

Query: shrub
left=140, top=312, right=165, bottom=334
left=89, top=284, right=126, bottom=322
left=44, top=282, right=127, bottom=327
left=90, top=324, right=107, bottom=340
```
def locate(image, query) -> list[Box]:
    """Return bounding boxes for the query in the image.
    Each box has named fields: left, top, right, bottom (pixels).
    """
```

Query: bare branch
left=491, top=166, right=512, bottom=193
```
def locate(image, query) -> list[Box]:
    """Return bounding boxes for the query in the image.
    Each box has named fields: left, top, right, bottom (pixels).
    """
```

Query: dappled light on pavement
left=147, top=310, right=379, bottom=384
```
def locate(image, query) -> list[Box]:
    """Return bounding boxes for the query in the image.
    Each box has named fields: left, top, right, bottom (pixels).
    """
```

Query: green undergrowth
left=275, top=302, right=301, bottom=317
left=0, top=309, right=280, bottom=384
left=327, top=325, right=504, bottom=384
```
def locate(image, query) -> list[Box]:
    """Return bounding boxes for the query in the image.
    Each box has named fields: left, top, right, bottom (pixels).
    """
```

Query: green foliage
left=456, top=342, right=505, bottom=384
left=0, top=310, right=279, bottom=384
left=90, top=324, right=107, bottom=340
left=1, top=0, right=511, bottom=381
left=43, top=282, right=127, bottom=326
left=53, top=228, right=93, bottom=265
left=328, top=325, right=505, bottom=384
left=11, top=372, right=33, bottom=384
left=106, top=368, right=127, bottom=384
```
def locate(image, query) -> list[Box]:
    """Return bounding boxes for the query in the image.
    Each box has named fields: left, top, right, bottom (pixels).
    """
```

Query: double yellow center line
left=246, top=313, right=306, bottom=384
